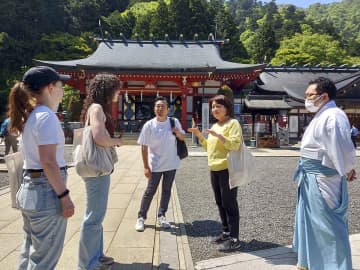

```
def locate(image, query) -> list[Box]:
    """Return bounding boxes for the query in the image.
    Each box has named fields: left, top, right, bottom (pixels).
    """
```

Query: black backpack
left=169, top=118, right=188, bottom=159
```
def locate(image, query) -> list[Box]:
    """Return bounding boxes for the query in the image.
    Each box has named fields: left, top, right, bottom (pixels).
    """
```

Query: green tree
left=277, top=5, right=305, bottom=39
left=35, top=33, right=94, bottom=60
left=65, top=0, right=109, bottom=33
left=169, top=0, right=192, bottom=39
left=188, top=0, right=211, bottom=39
left=271, top=32, right=346, bottom=66
left=217, top=84, right=233, bottom=102
left=253, top=15, right=277, bottom=63
left=102, top=11, right=136, bottom=39
left=132, top=12, right=154, bottom=39
left=61, top=84, right=82, bottom=121
left=149, top=0, right=171, bottom=39
left=214, top=8, right=248, bottom=62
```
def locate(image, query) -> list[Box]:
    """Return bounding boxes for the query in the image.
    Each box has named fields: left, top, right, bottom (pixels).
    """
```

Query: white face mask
left=304, top=96, right=323, bottom=113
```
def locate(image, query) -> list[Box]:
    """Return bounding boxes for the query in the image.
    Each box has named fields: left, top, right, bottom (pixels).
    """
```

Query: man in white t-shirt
left=293, top=77, right=357, bottom=270
left=135, top=96, right=185, bottom=231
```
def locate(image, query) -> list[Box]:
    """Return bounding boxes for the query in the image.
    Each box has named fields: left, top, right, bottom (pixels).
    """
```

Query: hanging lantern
left=157, top=91, right=159, bottom=97
left=170, top=91, right=173, bottom=102
left=141, top=91, right=143, bottom=102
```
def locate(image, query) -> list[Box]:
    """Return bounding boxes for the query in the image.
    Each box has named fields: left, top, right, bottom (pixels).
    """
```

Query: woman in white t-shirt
left=8, top=66, right=75, bottom=269
left=78, top=74, right=122, bottom=270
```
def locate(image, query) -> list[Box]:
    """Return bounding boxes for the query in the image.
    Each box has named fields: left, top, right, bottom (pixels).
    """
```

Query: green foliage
left=217, top=85, right=234, bottom=102
left=149, top=0, right=171, bottom=39
left=253, top=15, right=277, bottom=63
left=124, top=1, right=159, bottom=39
left=306, top=0, right=360, bottom=57
left=102, top=11, right=136, bottom=39
left=35, top=33, right=94, bottom=60
left=1, top=0, right=360, bottom=102
left=168, top=0, right=193, bottom=39
left=126, top=1, right=158, bottom=17
left=61, top=84, right=82, bottom=121
left=66, top=0, right=120, bottom=33
left=271, top=32, right=346, bottom=66
left=132, top=12, right=154, bottom=39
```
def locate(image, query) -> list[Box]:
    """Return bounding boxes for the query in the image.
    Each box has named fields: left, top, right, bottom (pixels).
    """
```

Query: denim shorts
left=16, top=170, right=68, bottom=212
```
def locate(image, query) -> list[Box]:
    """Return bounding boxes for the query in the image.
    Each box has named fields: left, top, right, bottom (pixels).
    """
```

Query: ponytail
left=8, top=81, right=34, bottom=134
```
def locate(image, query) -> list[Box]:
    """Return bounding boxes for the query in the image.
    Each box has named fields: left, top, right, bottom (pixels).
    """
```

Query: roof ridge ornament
left=98, top=18, right=105, bottom=42
left=150, top=33, right=155, bottom=41
left=119, top=33, right=127, bottom=44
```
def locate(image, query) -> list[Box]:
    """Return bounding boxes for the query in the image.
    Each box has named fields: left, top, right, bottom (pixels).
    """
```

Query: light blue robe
left=293, top=158, right=352, bottom=270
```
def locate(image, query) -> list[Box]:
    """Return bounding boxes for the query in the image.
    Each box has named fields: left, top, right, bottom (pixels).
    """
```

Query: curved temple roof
left=35, top=40, right=265, bottom=74
left=258, top=67, right=360, bottom=101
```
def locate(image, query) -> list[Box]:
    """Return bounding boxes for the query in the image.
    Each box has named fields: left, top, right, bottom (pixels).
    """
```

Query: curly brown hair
left=80, top=73, right=120, bottom=135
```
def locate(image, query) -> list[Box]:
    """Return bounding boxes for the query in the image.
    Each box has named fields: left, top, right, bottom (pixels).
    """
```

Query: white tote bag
left=4, top=152, right=23, bottom=209
left=227, top=141, right=256, bottom=189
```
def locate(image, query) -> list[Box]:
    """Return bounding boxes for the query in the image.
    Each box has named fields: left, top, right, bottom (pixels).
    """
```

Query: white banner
left=202, top=103, right=209, bottom=131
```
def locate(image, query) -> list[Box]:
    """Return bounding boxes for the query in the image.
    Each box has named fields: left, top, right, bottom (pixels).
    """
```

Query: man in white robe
left=293, top=77, right=357, bottom=270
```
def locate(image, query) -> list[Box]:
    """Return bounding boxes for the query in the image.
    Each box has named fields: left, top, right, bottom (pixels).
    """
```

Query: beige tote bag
left=4, top=152, right=23, bottom=209
left=227, top=141, right=256, bottom=189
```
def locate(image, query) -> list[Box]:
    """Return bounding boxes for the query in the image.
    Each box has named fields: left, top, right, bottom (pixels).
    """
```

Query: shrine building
left=35, top=38, right=265, bottom=130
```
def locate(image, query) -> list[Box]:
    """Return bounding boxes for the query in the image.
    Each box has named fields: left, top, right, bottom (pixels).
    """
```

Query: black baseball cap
left=22, top=66, right=71, bottom=91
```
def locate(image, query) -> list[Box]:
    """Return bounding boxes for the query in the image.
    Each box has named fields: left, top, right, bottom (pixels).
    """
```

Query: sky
left=262, top=0, right=341, bottom=8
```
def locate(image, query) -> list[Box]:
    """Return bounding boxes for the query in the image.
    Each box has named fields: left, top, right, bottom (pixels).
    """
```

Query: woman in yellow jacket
left=188, top=94, right=242, bottom=252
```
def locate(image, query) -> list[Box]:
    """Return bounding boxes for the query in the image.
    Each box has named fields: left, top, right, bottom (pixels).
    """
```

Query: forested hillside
left=0, top=0, right=359, bottom=113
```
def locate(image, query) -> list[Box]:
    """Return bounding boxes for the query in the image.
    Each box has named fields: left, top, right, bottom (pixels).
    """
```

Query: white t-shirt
left=21, top=105, right=66, bottom=169
left=137, top=117, right=185, bottom=172
left=301, top=100, right=356, bottom=208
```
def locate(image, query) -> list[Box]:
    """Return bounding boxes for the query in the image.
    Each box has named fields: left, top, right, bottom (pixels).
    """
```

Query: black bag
left=169, top=117, right=188, bottom=159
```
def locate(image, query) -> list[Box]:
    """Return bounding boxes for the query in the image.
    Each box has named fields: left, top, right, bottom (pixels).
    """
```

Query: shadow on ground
left=110, top=262, right=173, bottom=270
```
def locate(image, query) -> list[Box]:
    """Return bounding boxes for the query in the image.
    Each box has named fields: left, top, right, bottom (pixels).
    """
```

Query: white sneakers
left=158, top=215, right=171, bottom=229
left=135, top=217, right=145, bottom=232
left=135, top=216, right=171, bottom=232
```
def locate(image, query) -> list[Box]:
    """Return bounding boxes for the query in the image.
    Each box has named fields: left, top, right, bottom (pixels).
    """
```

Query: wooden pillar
left=181, top=87, right=187, bottom=129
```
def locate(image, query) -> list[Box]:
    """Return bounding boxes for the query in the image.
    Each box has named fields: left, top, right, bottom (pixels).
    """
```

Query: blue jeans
left=78, top=175, right=110, bottom=270
left=17, top=170, right=68, bottom=270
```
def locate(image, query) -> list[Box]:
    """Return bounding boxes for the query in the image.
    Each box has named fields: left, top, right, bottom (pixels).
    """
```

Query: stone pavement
left=0, top=145, right=359, bottom=269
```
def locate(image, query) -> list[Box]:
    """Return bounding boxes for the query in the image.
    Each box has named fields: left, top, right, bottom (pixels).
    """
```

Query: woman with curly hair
left=78, top=73, right=122, bottom=270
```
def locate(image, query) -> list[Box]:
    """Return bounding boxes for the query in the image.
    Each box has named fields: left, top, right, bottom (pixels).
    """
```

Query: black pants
left=211, top=169, right=239, bottom=239
left=351, top=136, right=357, bottom=148
left=138, top=169, right=176, bottom=219
left=5, top=135, right=18, bottom=155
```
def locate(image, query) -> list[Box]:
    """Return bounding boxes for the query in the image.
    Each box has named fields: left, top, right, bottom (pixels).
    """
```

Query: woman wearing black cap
left=8, top=66, right=75, bottom=269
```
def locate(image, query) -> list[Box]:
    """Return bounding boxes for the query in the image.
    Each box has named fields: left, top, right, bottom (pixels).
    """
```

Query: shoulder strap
left=169, top=117, right=177, bottom=136
left=169, top=117, right=175, bottom=128
left=86, top=104, right=106, bottom=127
